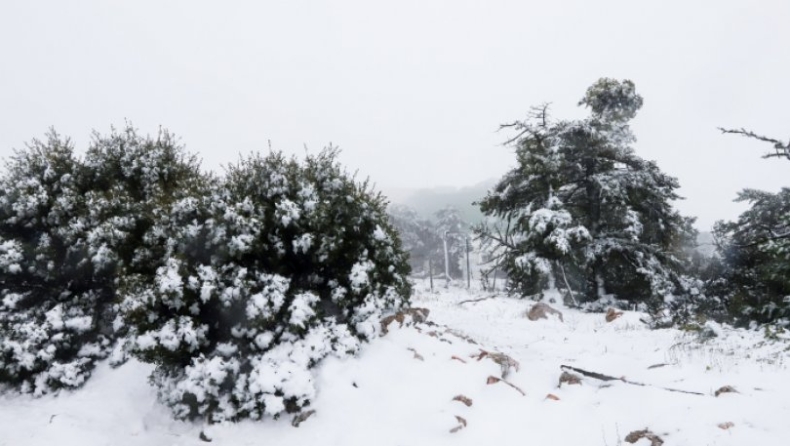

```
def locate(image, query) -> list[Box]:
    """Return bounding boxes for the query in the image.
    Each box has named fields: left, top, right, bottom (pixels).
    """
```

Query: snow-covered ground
left=2, top=280, right=789, bottom=445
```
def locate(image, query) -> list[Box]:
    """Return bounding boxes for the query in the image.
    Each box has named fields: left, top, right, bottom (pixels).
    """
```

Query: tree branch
left=719, top=127, right=790, bottom=161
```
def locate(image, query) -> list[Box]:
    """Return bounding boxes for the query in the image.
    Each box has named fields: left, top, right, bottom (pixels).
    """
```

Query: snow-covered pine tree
left=0, top=126, right=207, bottom=395
left=121, top=147, right=411, bottom=423
left=477, top=79, right=696, bottom=306
left=707, top=128, right=790, bottom=325
left=711, top=189, right=790, bottom=324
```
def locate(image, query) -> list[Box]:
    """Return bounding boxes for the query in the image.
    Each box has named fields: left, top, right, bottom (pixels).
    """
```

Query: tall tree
left=713, top=127, right=790, bottom=323
left=478, top=78, right=696, bottom=305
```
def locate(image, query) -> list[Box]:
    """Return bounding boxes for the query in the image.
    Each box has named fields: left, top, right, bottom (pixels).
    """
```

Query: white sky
left=1, top=0, right=788, bottom=229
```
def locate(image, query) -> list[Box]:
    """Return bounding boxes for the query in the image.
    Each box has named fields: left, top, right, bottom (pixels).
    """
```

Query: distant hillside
left=385, top=179, right=497, bottom=224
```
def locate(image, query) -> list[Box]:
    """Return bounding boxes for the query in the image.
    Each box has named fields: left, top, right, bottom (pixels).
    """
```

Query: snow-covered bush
left=121, top=147, right=411, bottom=422
left=0, top=127, right=206, bottom=395
left=0, top=132, right=101, bottom=394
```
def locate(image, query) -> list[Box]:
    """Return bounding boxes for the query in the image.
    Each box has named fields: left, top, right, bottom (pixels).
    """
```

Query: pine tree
left=711, top=189, right=790, bottom=323
left=711, top=127, right=790, bottom=324
left=477, top=79, right=696, bottom=306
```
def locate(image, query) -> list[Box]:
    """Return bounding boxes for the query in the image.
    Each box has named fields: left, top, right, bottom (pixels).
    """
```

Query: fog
left=1, top=0, right=788, bottom=229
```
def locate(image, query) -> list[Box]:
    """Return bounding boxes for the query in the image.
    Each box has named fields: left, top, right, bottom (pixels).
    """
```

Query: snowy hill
left=1, top=281, right=788, bottom=446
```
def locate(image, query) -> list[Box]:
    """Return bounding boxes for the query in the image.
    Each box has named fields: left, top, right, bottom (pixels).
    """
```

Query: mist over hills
left=383, top=178, right=497, bottom=223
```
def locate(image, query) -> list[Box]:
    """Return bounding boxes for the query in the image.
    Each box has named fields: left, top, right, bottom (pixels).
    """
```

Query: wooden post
left=443, top=231, right=450, bottom=288
left=429, top=259, right=433, bottom=292
left=466, top=237, right=471, bottom=289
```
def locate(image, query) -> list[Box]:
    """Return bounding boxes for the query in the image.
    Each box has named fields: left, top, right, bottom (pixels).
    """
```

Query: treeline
left=387, top=205, right=469, bottom=279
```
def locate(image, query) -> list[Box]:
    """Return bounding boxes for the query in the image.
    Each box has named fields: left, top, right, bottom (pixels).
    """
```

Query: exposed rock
left=407, top=347, right=424, bottom=361
left=717, top=422, right=735, bottom=430
left=475, top=349, right=520, bottom=378
left=526, top=302, right=564, bottom=322
left=452, top=395, right=473, bottom=407
left=545, top=393, right=560, bottom=401
left=558, top=371, right=582, bottom=387
left=605, top=308, right=624, bottom=322
left=624, top=429, right=663, bottom=445
left=449, top=415, right=467, bottom=433
left=715, top=385, right=738, bottom=397
left=381, top=308, right=430, bottom=334
left=291, top=410, right=316, bottom=427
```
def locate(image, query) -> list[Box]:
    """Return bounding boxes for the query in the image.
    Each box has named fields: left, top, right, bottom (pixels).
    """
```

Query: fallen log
left=559, top=365, right=704, bottom=396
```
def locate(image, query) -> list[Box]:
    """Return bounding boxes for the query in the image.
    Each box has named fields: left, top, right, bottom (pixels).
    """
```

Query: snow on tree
left=0, top=131, right=99, bottom=394
left=706, top=189, right=790, bottom=325
left=0, top=126, right=206, bottom=395
left=687, top=129, right=790, bottom=326
left=120, top=147, right=411, bottom=423
left=477, top=79, right=696, bottom=306
left=708, top=128, right=790, bottom=325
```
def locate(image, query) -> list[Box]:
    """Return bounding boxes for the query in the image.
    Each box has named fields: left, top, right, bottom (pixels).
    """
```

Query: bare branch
left=719, top=127, right=790, bottom=161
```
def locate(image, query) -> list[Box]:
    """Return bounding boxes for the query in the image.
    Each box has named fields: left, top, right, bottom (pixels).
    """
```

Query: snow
left=2, top=281, right=789, bottom=445
left=287, top=292, right=319, bottom=328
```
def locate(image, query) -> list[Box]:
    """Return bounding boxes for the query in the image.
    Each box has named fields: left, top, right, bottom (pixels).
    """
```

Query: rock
left=527, top=302, right=564, bottom=322
left=452, top=395, right=473, bottom=407
left=558, top=371, right=582, bottom=387
left=715, top=385, right=738, bottom=397
left=449, top=415, right=467, bottom=433
left=605, top=308, right=624, bottom=322
left=291, top=410, right=316, bottom=427
left=475, top=349, right=520, bottom=378
left=717, top=422, right=735, bottom=430
left=381, top=308, right=430, bottom=334
left=624, top=429, right=663, bottom=445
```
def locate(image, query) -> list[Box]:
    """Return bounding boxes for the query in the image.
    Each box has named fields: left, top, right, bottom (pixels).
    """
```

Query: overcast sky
left=1, top=0, right=788, bottom=229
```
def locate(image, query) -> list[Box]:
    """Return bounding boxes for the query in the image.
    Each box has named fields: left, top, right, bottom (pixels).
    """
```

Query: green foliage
left=121, top=147, right=411, bottom=422
left=0, top=126, right=206, bottom=394
left=710, top=188, right=790, bottom=325
left=477, top=79, right=695, bottom=305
